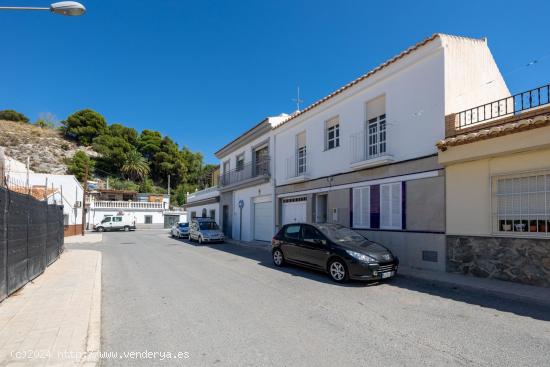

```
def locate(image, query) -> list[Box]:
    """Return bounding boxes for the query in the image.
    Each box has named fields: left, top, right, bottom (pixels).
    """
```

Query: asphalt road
left=72, top=230, right=550, bottom=366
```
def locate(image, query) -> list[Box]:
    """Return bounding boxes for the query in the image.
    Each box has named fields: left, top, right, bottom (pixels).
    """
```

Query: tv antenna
left=292, top=86, right=303, bottom=112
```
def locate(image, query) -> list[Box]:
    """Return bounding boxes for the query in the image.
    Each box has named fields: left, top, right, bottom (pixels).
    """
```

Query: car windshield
left=316, top=224, right=369, bottom=245
left=179, top=223, right=188, bottom=228
left=199, top=222, right=219, bottom=230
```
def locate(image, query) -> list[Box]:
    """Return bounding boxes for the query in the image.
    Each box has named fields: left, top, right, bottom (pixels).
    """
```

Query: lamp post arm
left=0, top=6, right=49, bottom=11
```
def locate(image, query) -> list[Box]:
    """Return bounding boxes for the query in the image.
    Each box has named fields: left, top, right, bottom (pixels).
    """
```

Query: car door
left=101, top=217, right=111, bottom=229
left=112, top=216, right=123, bottom=230
left=280, top=224, right=302, bottom=262
left=298, top=225, right=329, bottom=269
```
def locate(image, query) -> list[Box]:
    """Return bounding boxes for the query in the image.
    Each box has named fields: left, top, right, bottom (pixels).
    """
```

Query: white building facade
left=214, top=115, right=287, bottom=242
left=184, top=186, right=221, bottom=224
left=272, top=34, right=510, bottom=271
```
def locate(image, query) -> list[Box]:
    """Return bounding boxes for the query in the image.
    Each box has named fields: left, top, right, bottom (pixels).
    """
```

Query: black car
left=272, top=223, right=398, bottom=283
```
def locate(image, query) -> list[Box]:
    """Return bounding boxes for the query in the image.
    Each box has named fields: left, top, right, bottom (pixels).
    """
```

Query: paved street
left=73, top=230, right=550, bottom=367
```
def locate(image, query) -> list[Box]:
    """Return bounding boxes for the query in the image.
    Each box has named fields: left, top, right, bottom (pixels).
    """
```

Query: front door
left=222, top=205, right=230, bottom=237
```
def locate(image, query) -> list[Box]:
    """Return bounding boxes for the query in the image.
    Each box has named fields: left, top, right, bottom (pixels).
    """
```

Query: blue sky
left=2, top=0, right=550, bottom=163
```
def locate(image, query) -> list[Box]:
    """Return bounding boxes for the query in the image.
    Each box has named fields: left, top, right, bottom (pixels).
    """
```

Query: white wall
left=89, top=209, right=164, bottom=226
left=186, top=203, right=220, bottom=224
left=273, top=35, right=509, bottom=185
left=274, top=39, right=445, bottom=184
left=231, top=182, right=273, bottom=241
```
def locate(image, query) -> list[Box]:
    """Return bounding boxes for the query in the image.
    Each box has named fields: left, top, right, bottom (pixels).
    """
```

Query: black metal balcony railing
left=457, top=83, right=550, bottom=128
left=219, top=158, right=270, bottom=187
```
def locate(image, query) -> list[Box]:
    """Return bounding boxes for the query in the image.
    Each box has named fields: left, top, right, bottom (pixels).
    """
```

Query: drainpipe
left=272, top=133, right=277, bottom=236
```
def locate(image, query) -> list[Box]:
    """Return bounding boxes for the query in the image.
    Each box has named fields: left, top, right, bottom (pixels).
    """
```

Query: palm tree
left=121, top=150, right=150, bottom=181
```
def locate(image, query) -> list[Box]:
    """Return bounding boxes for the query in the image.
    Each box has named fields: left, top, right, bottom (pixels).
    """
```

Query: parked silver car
left=189, top=218, right=225, bottom=244
left=170, top=222, right=189, bottom=238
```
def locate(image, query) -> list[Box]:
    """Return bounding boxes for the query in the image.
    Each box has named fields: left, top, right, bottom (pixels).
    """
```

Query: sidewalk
left=225, top=239, right=550, bottom=306
left=398, top=265, right=550, bottom=307
left=64, top=233, right=103, bottom=244
left=0, top=249, right=102, bottom=366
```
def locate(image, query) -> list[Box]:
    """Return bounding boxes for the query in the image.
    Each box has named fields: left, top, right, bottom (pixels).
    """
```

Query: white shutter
left=381, top=182, right=402, bottom=229
left=380, top=184, right=391, bottom=228
left=353, top=186, right=370, bottom=228
left=390, top=183, right=402, bottom=229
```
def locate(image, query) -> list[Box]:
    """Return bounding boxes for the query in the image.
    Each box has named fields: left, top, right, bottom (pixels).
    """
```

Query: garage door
left=282, top=197, right=307, bottom=225
left=254, top=201, right=273, bottom=242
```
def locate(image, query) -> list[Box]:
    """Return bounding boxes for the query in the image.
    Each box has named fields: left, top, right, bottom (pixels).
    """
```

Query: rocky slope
left=0, top=120, right=97, bottom=174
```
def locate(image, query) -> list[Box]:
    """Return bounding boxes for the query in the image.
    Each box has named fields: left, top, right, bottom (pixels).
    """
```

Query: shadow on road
left=171, top=237, right=550, bottom=321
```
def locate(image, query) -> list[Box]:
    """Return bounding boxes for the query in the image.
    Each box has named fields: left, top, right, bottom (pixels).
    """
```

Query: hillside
left=0, top=120, right=97, bottom=174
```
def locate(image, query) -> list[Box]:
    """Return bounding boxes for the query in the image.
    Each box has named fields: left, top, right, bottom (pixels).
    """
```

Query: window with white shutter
left=380, top=182, right=402, bottom=229
left=352, top=186, right=370, bottom=228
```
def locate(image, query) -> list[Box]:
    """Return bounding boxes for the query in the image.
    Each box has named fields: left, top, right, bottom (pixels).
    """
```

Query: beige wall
left=443, top=128, right=550, bottom=235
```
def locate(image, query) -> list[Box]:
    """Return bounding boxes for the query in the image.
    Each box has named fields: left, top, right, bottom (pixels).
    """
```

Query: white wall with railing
left=186, top=186, right=220, bottom=204
left=90, top=200, right=166, bottom=210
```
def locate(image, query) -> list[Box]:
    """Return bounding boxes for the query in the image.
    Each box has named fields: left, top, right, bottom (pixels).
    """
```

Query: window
left=191, top=211, right=197, bottom=219
left=254, top=145, right=269, bottom=175
left=236, top=153, right=245, bottom=171
left=144, top=215, right=153, bottom=224
left=380, top=182, right=402, bottom=229
left=493, top=172, right=550, bottom=236
left=352, top=186, right=371, bottom=228
left=325, top=117, right=340, bottom=150
left=368, top=115, right=386, bottom=157
left=296, top=132, right=307, bottom=175
left=302, top=225, right=323, bottom=244
left=113, top=216, right=122, bottom=222
left=284, top=224, right=301, bottom=240
left=209, top=209, right=216, bottom=220
left=366, top=96, right=386, bottom=158
left=202, top=208, right=207, bottom=218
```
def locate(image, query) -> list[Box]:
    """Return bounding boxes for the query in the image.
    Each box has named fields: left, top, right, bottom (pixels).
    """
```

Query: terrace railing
left=219, top=158, right=270, bottom=187
left=457, top=83, right=550, bottom=128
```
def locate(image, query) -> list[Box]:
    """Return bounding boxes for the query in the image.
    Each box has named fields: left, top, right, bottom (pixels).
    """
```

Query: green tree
left=138, top=130, right=163, bottom=160
left=92, top=134, right=135, bottom=172
left=121, top=150, right=150, bottom=181
left=67, top=151, right=95, bottom=182
left=62, top=109, right=107, bottom=145
left=108, top=177, right=140, bottom=191
left=0, top=109, right=29, bottom=123
left=109, top=123, right=139, bottom=147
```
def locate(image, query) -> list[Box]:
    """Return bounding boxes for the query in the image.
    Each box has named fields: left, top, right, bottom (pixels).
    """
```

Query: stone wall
left=447, top=235, right=550, bottom=288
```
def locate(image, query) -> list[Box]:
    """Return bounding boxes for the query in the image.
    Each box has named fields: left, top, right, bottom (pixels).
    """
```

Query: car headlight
left=346, top=250, right=377, bottom=263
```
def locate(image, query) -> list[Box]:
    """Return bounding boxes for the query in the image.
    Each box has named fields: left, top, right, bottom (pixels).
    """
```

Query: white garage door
left=282, top=197, right=307, bottom=225
left=254, top=201, right=273, bottom=242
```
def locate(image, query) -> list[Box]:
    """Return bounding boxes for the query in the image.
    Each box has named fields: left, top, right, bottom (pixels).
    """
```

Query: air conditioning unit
left=75, top=201, right=82, bottom=208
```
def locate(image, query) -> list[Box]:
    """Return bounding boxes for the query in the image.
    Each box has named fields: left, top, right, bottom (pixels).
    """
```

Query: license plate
left=381, top=271, right=395, bottom=279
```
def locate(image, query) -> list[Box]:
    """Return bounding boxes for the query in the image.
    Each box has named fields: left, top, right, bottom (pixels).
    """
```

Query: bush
left=0, top=109, right=29, bottom=123
left=67, top=151, right=95, bottom=182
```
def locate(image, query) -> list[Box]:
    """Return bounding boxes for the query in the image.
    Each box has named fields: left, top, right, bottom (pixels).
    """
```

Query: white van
left=94, top=214, right=136, bottom=232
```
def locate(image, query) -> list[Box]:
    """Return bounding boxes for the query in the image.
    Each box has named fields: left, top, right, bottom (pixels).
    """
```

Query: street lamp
left=0, top=1, right=86, bottom=16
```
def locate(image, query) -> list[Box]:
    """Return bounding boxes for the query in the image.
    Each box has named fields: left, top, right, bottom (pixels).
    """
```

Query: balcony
left=349, top=131, right=394, bottom=170
left=91, top=201, right=166, bottom=210
left=186, top=186, right=220, bottom=204
left=285, top=153, right=310, bottom=182
left=219, top=158, right=270, bottom=189
left=450, top=83, right=550, bottom=135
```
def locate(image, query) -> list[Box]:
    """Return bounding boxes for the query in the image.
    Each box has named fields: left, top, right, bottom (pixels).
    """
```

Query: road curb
left=83, top=253, right=102, bottom=365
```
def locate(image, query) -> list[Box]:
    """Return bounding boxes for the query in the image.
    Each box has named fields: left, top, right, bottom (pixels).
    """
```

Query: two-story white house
left=214, top=115, right=288, bottom=242
left=272, top=34, right=510, bottom=271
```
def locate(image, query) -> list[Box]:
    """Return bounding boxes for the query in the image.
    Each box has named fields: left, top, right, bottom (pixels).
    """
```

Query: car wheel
left=198, top=236, right=203, bottom=245
left=328, top=259, right=348, bottom=283
left=124, top=226, right=130, bottom=232
left=97, top=226, right=104, bottom=232
left=272, top=248, right=285, bottom=267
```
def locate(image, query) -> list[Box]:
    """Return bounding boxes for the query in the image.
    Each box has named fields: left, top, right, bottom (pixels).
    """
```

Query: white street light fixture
left=0, top=1, right=86, bottom=16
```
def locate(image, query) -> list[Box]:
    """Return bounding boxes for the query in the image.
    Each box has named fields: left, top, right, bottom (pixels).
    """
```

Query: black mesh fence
left=0, top=187, right=64, bottom=302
